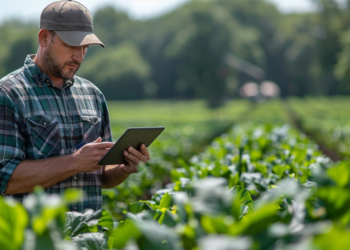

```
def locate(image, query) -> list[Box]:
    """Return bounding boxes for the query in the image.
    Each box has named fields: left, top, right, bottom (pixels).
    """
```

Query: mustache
left=64, top=60, right=81, bottom=67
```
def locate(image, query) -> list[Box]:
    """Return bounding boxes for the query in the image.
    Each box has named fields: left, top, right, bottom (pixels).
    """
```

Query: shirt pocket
left=27, top=115, right=61, bottom=157
left=81, top=115, right=101, bottom=143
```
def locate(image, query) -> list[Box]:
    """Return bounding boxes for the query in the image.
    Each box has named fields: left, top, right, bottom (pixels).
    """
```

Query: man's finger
left=90, top=142, right=114, bottom=149
left=139, top=145, right=150, bottom=161
left=93, top=137, right=102, bottom=143
left=140, top=144, right=149, bottom=155
left=127, top=147, right=148, bottom=162
left=128, top=146, right=147, bottom=156
left=124, top=150, right=139, bottom=164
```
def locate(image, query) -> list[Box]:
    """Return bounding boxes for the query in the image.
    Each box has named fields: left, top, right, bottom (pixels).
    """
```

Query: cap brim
left=55, top=31, right=105, bottom=48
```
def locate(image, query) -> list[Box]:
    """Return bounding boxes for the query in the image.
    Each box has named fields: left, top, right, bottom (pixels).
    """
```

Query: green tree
left=163, top=2, right=237, bottom=107
left=79, top=42, right=151, bottom=100
left=312, top=0, right=350, bottom=95
left=4, top=37, right=36, bottom=73
left=0, top=21, right=37, bottom=77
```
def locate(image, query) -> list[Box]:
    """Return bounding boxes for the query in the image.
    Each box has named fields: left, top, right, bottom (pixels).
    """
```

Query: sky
left=0, top=0, right=319, bottom=25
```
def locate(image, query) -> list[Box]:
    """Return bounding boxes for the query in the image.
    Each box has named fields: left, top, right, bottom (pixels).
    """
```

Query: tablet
left=98, top=127, right=165, bottom=165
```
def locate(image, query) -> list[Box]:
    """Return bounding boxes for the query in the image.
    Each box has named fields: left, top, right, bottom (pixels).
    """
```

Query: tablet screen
left=98, top=127, right=165, bottom=165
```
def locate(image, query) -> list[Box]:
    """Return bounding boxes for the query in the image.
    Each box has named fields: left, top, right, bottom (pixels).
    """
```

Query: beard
left=42, top=43, right=81, bottom=80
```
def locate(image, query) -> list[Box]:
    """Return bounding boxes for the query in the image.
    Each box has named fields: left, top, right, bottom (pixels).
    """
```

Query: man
left=0, top=0, right=150, bottom=212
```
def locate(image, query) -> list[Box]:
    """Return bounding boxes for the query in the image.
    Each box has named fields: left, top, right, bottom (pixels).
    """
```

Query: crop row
left=102, top=100, right=249, bottom=218
left=123, top=123, right=345, bottom=250
left=103, top=121, right=232, bottom=219
left=289, top=97, right=350, bottom=160
left=3, top=122, right=350, bottom=249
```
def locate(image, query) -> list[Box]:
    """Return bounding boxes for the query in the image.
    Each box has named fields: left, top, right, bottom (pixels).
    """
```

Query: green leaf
left=159, top=193, right=172, bottom=209
left=98, top=210, right=114, bottom=234
left=327, top=162, right=350, bottom=187
left=316, top=187, right=350, bottom=219
left=135, top=220, right=183, bottom=250
left=272, top=165, right=291, bottom=177
left=129, top=201, right=155, bottom=214
left=63, top=189, right=84, bottom=204
left=0, top=198, right=28, bottom=250
left=232, top=186, right=254, bottom=207
left=229, top=203, right=279, bottom=236
left=112, top=220, right=141, bottom=249
left=178, top=158, right=192, bottom=176
left=191, top=178, right=231, bottom=215
left=201, top=215, right=231, bottom=234
left=255, top=163, right=268, bottom=176
left=70, top=233, right=108, bottom=250
left=231, top=186, right=253, bottom=220
left=279, top=197, right=293, bottom=211
left=158, top=210, right=177, bottom=227
left=199, top=235, right=252, bottom=250
left=228, top=173, right=240, bottom=189
left=314, top=225, right=350, bottom=250
left=64, top=209, right=114, bottom=237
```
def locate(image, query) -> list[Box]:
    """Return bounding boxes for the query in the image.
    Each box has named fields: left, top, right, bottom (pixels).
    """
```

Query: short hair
left=48, top=30, right=56, bottom=43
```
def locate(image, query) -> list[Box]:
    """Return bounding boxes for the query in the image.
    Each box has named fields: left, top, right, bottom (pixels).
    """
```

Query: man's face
left=42, top=33, right=89, bottom=80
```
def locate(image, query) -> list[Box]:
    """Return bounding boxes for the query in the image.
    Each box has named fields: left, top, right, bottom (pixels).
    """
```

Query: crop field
left=1, top=98, right=350, bottom=250
left=289, top=97, right=350, bottom=160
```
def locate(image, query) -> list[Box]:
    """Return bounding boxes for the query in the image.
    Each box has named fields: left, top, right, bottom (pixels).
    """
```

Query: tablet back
left=98, top=127, right=165, bottom=165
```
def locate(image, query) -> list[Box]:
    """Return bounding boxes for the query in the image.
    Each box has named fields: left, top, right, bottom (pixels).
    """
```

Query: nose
left=72, top=46, right=86, bottom=62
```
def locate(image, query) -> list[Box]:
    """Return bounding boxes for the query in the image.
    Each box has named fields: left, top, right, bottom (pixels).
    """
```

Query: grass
left=107, top=99, right=250, bottom=139
left=107, top=99, right=250, bottom=124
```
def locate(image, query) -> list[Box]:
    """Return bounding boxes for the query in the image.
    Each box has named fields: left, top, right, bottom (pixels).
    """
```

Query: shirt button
left=74, top=207, right=77, bottom=211
left=43, top=122, right=46, bottom=126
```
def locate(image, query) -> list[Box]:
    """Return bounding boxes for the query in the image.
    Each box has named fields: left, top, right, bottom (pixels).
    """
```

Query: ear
left=38, top=29, right=50, bottom=48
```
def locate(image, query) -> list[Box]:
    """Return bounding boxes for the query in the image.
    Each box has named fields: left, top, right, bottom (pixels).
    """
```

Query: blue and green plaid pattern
left=0, top=55, right=112, bottom=212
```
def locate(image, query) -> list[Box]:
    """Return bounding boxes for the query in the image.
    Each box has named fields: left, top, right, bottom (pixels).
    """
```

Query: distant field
left=107, top=99, right=250, bottom=138
left=289, top=96, right=350, bottom=159
left=106, top=97, right=350, bottom=160
left=107, top=99, right=249, bottom=124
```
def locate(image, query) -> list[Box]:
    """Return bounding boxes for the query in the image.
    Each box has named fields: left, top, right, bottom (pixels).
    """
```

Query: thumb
left=93, top=137, right=102, bottom=143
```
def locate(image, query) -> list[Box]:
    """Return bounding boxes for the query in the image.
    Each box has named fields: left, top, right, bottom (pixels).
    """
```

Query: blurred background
left=1, top=0, right=350, bottom=108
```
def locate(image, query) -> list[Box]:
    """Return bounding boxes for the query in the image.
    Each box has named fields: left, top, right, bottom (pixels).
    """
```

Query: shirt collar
left=23, top=54, right=75, bottom=89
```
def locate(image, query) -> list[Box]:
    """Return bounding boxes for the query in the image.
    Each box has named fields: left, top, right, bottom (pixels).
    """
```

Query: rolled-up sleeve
left=0, top=88, right=25, bottom=194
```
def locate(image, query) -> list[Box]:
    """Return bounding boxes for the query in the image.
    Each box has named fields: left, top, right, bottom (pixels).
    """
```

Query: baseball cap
left=40, top=0, right=105, bottom=48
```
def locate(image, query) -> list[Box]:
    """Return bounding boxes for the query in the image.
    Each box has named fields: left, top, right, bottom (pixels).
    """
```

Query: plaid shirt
left=0, top=55, right=112, bottom=212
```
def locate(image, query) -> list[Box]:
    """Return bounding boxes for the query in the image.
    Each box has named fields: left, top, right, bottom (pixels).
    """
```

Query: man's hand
left=73, top=137, right=114, bottom=172
left=119, top=144, right=150, bottom=174
left=101, top=144, right=151, bottom=188
left=6, top=137, right=114, bottom=194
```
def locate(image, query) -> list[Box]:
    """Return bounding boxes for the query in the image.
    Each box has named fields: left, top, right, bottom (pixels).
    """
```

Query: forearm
left=4, top=138, right=113, bottom=194
left=101, top=165, right=130, bottom=189
left=5, top=154, right=79, bottom=194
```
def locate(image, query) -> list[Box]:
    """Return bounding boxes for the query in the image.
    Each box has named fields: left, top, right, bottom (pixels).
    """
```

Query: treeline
left=1, top=0, right=350, bottom=107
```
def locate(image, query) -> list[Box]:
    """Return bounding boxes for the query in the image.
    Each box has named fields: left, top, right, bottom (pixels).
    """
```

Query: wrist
left=119, top=165, right=131, bottom=175
left=70, top=153, right=82, bottom=173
